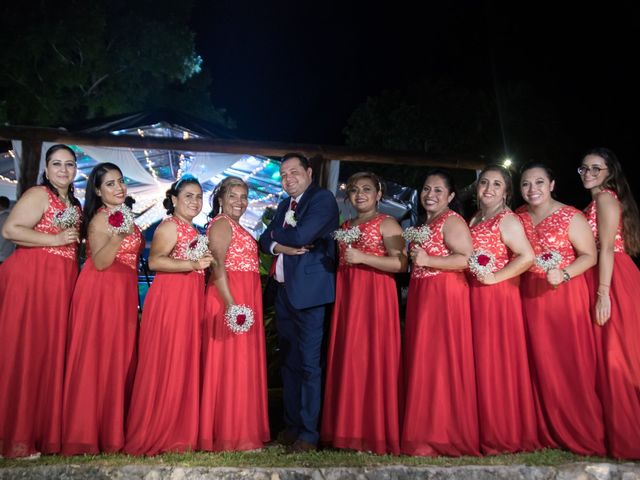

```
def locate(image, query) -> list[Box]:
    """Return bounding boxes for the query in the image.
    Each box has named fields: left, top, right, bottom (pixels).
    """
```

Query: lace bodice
left=469, top=210, right=515, bottom=272
left=31, top=186, right=82, bottom=260
left=338, top=214, right=389, bottom=267
left=207, top=214, right=259, bottom=273
left=517, top=205, right=581, bottom=274
left=163, top=216, right=204, bottom=275
left=584, top=189, right=625, bottom=253
left=411, top=209, right=462, bottom=279
left=86, top=207, right=143, bottom=270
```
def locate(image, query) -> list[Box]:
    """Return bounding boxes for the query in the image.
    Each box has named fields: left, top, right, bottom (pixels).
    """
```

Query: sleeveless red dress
left=321, top=214, right=402, bottom=455
left=62, top=210, right=143, bottom=455
left=468, top=210, right=539, bottom=454
left=584, top=190, right=640, bottom=459
left=124, top=216, right=204, bottom=456
left=518, top=205, right=605, bottom=456
left=401, top=209, right=480, bottom=456
left=0, top=186, right=80, bottom=457
left=199, top=214, right=270, bottom=451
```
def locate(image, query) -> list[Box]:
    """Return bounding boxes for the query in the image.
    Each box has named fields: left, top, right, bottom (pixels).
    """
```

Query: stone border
left=1, top=463, right=640, bottom=480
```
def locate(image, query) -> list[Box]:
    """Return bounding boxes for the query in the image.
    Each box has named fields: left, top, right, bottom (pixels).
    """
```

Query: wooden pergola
left=0, top=125, right=485, bottom=197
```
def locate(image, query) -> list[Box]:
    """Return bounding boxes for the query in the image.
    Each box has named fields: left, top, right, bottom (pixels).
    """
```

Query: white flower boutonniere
left=284, top=210, right=297, bottom=227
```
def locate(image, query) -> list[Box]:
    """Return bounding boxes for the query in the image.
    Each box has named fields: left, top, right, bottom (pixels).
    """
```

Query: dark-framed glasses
left=578, top=165, right=607, bottom=176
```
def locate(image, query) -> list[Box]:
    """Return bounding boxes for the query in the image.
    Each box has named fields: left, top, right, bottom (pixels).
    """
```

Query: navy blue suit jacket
left=259, top=184, right=339, bottom=310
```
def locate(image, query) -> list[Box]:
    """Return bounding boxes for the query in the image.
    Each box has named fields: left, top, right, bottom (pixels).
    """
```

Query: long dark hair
left=583, top=147, right=640, bottom=256
left=82, top=162, right=123, bottom=240
left=40, top=144, right=81, bottom=207
left=208, top=176, right=248, bottom=219
left=419, top=168, right=462, bottom=221
left=163, top=174, right=202, bottom=215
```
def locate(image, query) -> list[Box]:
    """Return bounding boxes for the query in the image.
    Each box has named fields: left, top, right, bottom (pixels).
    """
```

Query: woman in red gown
left=579, top=148, right=640, bottom=459
left=468, top=165, right=539, bottom=454
left=0, top=144, right=81, bottom=458
left=62, top=163, right=144, bottom=455
left=401, top=169, right=479, bottom=457
left=199, top=177, right=270, bottom=451
left=321, top=172, right=406, bottom=455
left=518, top=162, right=605, bottom=456
left=124, top=175, right=214, bottom=456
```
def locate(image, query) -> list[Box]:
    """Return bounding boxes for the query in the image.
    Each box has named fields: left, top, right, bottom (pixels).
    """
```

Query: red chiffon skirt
left=0, top=248, right=78, bottom=457
left=199, top=271, right=270, bottom=451
left=401, top=271, right=480, bottom=456
left=520, top=272, right=605, bottom=456
left=586, top=253, right=640, bottom=459
left=124, top=271, right=204, bottom=456
left=321, top=266, right=402, bottom=455
left=469, top=276, right=539, bottom=454
left=62, top=258, right=139, bottom=455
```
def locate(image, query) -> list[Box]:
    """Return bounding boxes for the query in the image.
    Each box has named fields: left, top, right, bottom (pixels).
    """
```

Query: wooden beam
left=0, top=125, right=485, bottom=170
left=18, top=141, right=42, bottom=195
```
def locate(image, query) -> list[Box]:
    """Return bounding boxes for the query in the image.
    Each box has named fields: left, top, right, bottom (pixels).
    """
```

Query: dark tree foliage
left=343, top=77, right=563, bottom=165
left=0, top=0, right=233, bottom=128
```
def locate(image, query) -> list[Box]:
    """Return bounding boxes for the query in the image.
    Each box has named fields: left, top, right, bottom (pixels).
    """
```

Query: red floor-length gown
left=0, top=187, right=80, bottom=457
left=199, top=214, right=270, bottom=451
left=518, top=205, right=605, bottom=456
left=321, top=214, right=402, bottom=455
left=584, top=190, right=640, bottom=459
left=124, top=216, right=204, bottom=456
left=62, top=211, right=143, bottom=455
left=468, top=210, right=539, bottom=454
left=401, top=209, right=480, bottom=457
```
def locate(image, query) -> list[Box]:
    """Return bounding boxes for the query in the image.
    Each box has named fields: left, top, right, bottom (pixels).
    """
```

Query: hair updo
left=163, top=174, right=202, bottom=215
left=345, top=171, right=385, bottom=197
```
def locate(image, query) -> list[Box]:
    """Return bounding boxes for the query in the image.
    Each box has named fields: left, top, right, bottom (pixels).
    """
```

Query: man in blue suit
left=259, top=153, right=339, bottom=452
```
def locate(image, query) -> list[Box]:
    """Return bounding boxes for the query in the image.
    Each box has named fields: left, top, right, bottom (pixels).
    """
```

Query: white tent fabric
left=184, top=152, right=247, bottom=181
left=77, top=145, right=171, bottom=186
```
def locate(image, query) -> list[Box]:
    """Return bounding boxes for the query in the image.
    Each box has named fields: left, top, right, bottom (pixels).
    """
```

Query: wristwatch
left=562, top=269, right=571, bottom=283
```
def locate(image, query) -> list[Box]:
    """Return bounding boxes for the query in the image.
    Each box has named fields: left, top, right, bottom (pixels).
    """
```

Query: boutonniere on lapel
left=284, top=210, right=297, bottom=227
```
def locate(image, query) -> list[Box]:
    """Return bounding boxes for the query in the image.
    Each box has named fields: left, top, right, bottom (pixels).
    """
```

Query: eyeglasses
left=578, top=165, right=608, bottom=176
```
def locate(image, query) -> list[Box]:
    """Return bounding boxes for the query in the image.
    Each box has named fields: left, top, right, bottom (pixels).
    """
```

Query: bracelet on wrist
left=561, top=269, right=571, bottom=283
left=598, top=283, right=610, bottom=288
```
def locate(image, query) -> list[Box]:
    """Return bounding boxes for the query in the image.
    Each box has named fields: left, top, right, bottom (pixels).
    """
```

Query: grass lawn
left=0, top=446, right=613, bottom=469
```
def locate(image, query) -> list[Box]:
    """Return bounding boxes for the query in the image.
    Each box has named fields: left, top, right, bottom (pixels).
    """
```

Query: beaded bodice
left=584, top=189, right=625, bottom=253
left=469, top=210, right=515, bottom=272
left=207, top=214, right=259, bottom=273
left=411, top=209, right=462, bottom=279
left=31, top=186, right=81, bottom=260
left=338, top=214, right=389, bottom=267
left=517, top=205, right=581, bottom=274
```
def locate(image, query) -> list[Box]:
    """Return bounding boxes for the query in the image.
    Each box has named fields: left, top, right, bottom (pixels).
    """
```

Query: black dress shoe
left=286, top=439, right=317, bottom=453
left=276, top=429, right=298, bottom=446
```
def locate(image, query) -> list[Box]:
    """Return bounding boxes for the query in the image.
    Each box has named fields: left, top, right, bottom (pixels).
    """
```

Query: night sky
left=191, top=2, right=636, bottom=141
left=194, top=1, right=638, bottom=198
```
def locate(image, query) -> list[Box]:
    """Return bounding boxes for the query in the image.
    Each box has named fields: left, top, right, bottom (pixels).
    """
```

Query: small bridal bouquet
left=284, top=210, right=297, bottom=227
left=535, top=250, right=562, bottom=272
left=402, top=225, right=432, bottom=246
left=468, top=250, right=495, bottom=278
left=53, top=207, right=80, bottom=230
left=186, top=234, right=209, bottom=262
left=225, top=304, right=255, bottom=334
left=106, top=204, right=135, bottom=235
left=332, top=225, right=361, bottom=247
